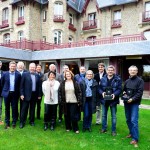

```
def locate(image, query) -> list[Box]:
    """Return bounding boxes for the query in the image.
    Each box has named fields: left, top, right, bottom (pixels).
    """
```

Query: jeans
left=124, top=103, right=139, bottom=141
left=0, top=97, right=3, bottom=121
left=102, top=104, right=117, bottom=132
left=83, top=97, right=92, bottom=129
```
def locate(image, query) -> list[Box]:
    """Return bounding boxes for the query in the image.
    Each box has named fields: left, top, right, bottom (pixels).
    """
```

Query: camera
left=104, top=87, right=113, bottom=100
left=121, top=89, right=134, bottom=102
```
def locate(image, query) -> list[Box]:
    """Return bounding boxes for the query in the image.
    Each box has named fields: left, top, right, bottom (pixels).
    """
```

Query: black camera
left=104, top=87, right=113, bottom=100
left=121, top=89, right=134, bottom=102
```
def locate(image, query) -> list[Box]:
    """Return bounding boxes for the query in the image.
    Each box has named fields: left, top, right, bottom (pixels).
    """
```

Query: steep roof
left=97, top=0, right=138, bottom=9
left=67, top=0, right=86, bottom=13
left=10, top=0, right=48, bottom=5
left=0, top=41, right=149, bottom=61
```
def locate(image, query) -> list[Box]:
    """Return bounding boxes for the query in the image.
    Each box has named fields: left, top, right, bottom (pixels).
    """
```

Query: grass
left=141, top=99, right=150, bottom=105
left=0, top=101, right=150, bottom=150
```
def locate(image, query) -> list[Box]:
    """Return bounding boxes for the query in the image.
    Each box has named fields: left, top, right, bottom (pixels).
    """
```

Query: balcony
left=82, top=20, right=97, bottom=30
left=0, top=20, right=9, bottom=29
left=0, top=34, right=145, bottom=51
left=15, top=17, right=25, bottom=25
left=142, top=11, right=150, bottom=22
left=111, top=19, right=121, bottom=28
left=53, top=15, right=65, bottom=22
left=68, top=23, right=76, bottom=32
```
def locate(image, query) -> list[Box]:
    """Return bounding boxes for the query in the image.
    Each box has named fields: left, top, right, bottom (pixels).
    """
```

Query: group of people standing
left=0, top=61, right=144, bottom=147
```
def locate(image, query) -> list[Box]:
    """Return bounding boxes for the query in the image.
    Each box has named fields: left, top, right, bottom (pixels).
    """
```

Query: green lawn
left=0, top=103, right=149, bottom=150
left=141, top=99, right=150, bottom=105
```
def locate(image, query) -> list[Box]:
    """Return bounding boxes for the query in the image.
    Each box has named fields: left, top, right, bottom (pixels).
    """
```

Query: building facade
left=0, top=0, right=150, bottom=98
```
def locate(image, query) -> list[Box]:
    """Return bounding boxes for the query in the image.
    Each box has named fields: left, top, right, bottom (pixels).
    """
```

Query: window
left=88, top=13, right=96, bottom=21
left=113, top=10, right=121, bottom=24
left=54, top=30, right=62, bottom=44
left=54, top=2, right=63, bottom=16
left=18, top=6, right=24, bottom=18
left=69, top=13, right=73, bottom=24
left=144, top=30, right=150, bottom=40
left=2, top=8, right=9, bottom=21
left=42, top=36, right=46, bottom=42
left=43, top=10, right=47, bottom=22
left=69, top=36, right=73, bottom=43
left=145, top=2, right=150, bottom=18
left=3, top=33, right=10, bottom=43
left=18, top=31, right=24, bottom=41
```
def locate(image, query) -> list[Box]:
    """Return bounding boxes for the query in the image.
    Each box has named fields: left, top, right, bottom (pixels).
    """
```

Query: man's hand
left=123, top=91, right=126, bottom=94
left=127, top=98, right=133, bottom=103
left=102, top=92, right=106, bottom=98
left=111, top=94, right=115, bottom=100
left=20, top=95, right=24, bottom=100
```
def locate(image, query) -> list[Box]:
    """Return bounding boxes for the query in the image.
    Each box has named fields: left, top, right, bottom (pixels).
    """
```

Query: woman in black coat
left=59, top=70, right=82, bottom=134
left=80, top=70, right=99, bottom=132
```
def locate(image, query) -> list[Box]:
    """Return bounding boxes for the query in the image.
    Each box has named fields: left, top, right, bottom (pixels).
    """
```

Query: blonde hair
left=64, top=70, right=74, bottom=80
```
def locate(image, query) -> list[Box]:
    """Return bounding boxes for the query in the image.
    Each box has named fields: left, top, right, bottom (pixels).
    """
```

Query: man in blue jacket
left=99, top=65, right=122, bottom=136
left=20, top=63, right=41, bottom=128
left=1, top=61, right=21, bottom=129
left=123, top=65, right=144, bottom=146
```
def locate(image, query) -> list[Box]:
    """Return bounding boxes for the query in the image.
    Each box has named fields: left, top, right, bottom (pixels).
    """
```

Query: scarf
left=49, top=80, right=55, bottom=102
left=85, top=78, right=93, bottom=97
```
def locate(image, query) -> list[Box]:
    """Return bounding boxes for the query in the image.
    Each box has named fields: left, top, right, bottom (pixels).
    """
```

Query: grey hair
left=128, top=65, right=138, bottom=71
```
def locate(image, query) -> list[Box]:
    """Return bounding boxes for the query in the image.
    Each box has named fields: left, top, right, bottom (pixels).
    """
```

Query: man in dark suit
left=94, top=63, right=106, bottom=125
left=0, top=61, right=4, bottom=125
left=20, top=63, right=41, bottom=128
left=35, top=64, right=44, bottom=120
left=1, top=61, right=21, bottom=129
left=16, top=61, right=27, bottom=120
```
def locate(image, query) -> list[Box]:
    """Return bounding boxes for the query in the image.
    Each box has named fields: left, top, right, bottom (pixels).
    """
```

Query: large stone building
left=0, top=0, right=150, bottom=97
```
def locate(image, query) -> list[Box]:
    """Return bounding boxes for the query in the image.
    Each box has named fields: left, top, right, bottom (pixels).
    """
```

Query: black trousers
left=35, top=98, right=42, bottom=119
left=44, top=104, right=57, bottom=125
left=20, top=92, right=36, bottom=124
left=58, top=104, right=63, bottom=120
left=4, top=92, right=18, bottom=125
left=64, top=103, right=79, bottom=132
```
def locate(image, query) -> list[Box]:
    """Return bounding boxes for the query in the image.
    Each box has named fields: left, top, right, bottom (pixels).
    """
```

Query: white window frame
left=18, top=6, right=24, bottom=18
left=69, top=13, right=73, bottom=24
left=114, top=10, right=121, bottom=21
left=54, top=30, right=62, bottom=44
left=18, top=31, right=24, bottom=41
left=3, top=33, right=10, bottom=43
left=2, top=8, right=9, bottom=21
left=54, top=2, right=63, bottom=16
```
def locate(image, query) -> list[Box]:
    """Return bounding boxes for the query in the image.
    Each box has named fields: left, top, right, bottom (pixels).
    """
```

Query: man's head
left=63, top=65, right=69, bottom=73
left=17, top=61, right=25, bottom=72
left=29, top=63, right=36, bottom=73
left=0, top=61, right=2, bottom=70
left=106, top=65, right=115, bottom=77
left=49, top=64, right=56, bottom=72
left=9, top=61, right=16, bottom=72
left=36, top=64, right=42, bottom=73
left=128, top=65, right=138, bottom=77
left=98, top=63, right=105, bottom=73
left=79, top=66, right=86, bottom=74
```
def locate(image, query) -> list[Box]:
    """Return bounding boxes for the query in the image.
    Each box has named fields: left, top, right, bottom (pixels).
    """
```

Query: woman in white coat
left=42, top=71, right=60, bottom=131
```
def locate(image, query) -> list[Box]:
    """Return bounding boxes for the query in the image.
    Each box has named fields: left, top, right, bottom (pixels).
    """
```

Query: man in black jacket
left=20, top=63, right=41, bottom=128
left=94, top=63, right=106, bottom=125
left=123, top=65, right=144, bottom=146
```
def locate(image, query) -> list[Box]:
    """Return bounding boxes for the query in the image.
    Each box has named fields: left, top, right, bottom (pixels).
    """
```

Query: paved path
left=119, top=100, right=150, bottom=110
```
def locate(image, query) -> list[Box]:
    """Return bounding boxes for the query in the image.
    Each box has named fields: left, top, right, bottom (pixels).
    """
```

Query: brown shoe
left=126, top=134, right=132, bottom=138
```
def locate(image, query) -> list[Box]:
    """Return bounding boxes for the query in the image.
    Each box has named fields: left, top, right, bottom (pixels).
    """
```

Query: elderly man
left=99, top=65, right=122, bottom=136
left=20, top=63, right=42, bottom=128
left=1, top=61, right=21, bottom=129
left=123, top=65, right=144, bottom=146
left=43, top=64, right=60, bottom=81
left=0, top=61, right=4, bottom=125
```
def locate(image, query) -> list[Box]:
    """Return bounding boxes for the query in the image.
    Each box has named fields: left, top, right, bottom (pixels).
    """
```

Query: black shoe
left=100, top=129, right=107, bottom=133
left=4, top=125, right=10, bottom=129
left=30, top=122, right=35, bottom=126
left=88, top=128, right=92, bottom=132
left=44, top=124, right=48, bottom=131
left=20, top=123, right=24, bottom=129
left=12, top=124, right=16, bottom=129
left=50, top=125, right=54, bottom=131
